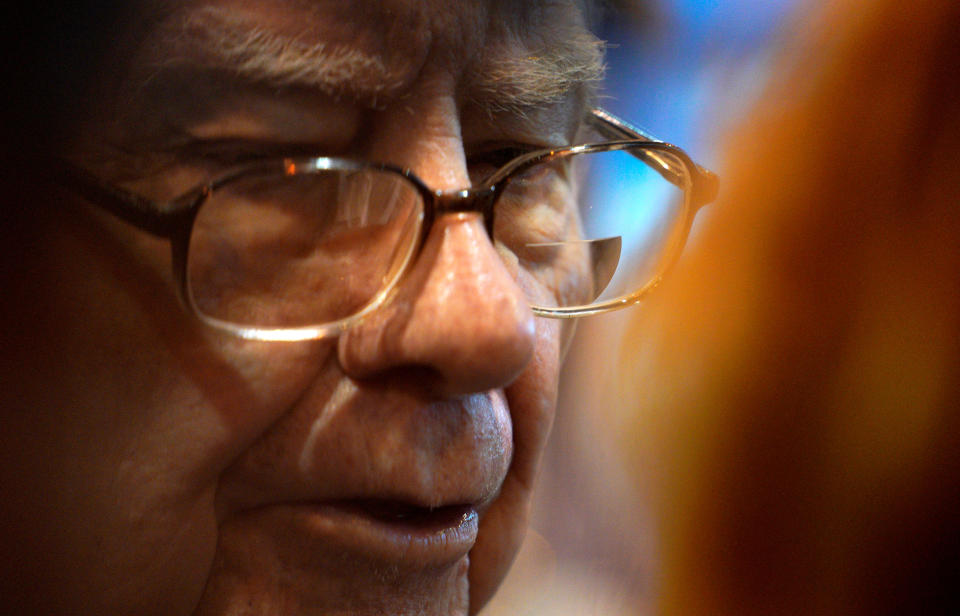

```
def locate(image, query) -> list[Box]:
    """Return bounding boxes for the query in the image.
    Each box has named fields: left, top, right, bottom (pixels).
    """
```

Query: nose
left=338, top=211, right=536, bottom=396
left=337, top=94, right=536, bottom=397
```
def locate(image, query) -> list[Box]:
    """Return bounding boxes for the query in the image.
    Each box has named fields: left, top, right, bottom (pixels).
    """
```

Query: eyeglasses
left=56, top=108, right=717, bottom=341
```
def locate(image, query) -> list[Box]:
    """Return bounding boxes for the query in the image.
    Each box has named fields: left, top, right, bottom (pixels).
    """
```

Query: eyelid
left=466, top=143, right=551, bottom=183
left=175, top=137, right=334, bottom=168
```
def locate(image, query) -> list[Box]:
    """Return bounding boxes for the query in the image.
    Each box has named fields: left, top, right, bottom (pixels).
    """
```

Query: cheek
left=0, top=321, right=226, bottom=615
left=468, top=310, right=563, bottom=610
left=0, top=204, right=333, bottom=615
left=498, top=261, right=564, bottom=470
left=509, top=312, right=562, bottom=468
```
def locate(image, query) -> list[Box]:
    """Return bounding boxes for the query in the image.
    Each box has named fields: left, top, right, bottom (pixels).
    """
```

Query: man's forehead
left=136, top=0, right=602, bottom=111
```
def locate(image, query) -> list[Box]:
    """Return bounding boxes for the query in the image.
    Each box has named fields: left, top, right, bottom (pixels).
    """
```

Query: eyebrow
left=164, top=6, right=605, bottom=113
left=168, top=8, right=409, bottom=101
left=468, top=33, right=606, bottom=114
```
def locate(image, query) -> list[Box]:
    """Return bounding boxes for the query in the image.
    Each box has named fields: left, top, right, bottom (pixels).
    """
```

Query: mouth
left=341, top=499, right=476, bottom=527
left=276, top=499, right=480, bottom=567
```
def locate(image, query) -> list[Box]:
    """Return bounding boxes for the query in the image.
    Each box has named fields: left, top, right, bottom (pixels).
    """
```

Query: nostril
left=340, top=329, right=534, bottom=398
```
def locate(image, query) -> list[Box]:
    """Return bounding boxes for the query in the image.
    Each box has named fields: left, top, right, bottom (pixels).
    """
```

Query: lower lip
left=278, top=502, right=479, bottom=567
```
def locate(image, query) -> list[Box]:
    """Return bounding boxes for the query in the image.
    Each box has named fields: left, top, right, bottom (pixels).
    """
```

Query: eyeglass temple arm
left=588, top=108, right=719, bottom=206
left=52, top=159, right=197, bottom=237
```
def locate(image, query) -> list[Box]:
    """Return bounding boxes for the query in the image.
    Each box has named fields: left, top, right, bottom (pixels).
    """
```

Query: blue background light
left=600, top=0, right=802, bottom=166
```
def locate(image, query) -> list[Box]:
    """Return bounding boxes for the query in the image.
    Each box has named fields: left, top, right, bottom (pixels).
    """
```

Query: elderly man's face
left=0, top=1, right=601, bottom=615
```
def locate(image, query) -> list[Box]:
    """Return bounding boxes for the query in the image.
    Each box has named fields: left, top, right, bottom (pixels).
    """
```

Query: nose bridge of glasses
left=432, top=185, right=499, bottom=237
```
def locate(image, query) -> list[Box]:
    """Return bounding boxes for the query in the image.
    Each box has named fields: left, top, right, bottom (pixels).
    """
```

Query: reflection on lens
left=186, top=167, right=423, bottom=329
left=496, top=146, right=690, bottom=310
left=523, top=236, right=622, bottom=300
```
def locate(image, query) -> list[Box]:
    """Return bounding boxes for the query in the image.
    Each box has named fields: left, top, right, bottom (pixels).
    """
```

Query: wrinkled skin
left=0, top=1, right=598, bottom=615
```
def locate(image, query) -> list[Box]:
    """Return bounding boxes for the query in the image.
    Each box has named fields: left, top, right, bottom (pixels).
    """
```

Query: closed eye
left=174, top=138, right=333, bottom=170
left=467, top=144, right=544, bottom=185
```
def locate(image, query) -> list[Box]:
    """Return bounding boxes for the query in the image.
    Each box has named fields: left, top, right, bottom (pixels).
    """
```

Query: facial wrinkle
left=298, top=377, right=358, bottom=474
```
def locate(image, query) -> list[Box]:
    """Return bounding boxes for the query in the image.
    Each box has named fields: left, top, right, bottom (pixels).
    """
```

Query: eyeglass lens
left=493, top=147, right=690, bottom=312
left=186, top=168, right=424, bottom=328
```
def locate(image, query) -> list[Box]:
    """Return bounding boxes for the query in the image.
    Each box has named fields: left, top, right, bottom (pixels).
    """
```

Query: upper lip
left=213, top=385, right=512, bottom=559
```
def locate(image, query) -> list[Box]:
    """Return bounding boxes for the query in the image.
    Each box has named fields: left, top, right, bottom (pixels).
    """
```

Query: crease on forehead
left=144, top=0, right=603, bottom=112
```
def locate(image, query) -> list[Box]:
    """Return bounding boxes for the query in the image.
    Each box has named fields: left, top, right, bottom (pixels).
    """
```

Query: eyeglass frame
left=53, top=107, right=718, bottom=341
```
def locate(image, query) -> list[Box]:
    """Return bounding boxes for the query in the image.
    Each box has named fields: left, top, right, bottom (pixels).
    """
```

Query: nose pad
left=337, top=212, right=536, bottom=397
